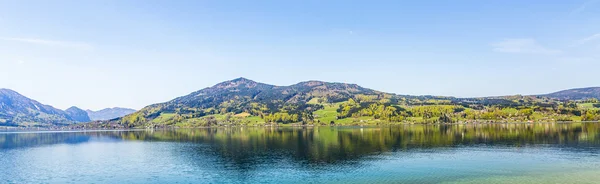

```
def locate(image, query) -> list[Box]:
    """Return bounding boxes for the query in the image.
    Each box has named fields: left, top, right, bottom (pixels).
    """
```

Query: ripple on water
left=1, top=126, right=600, bottom=183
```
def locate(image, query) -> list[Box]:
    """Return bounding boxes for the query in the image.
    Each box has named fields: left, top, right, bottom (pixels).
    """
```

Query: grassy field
left=313, top=103, right=341, bottom=124
left=306, top=97, right=323, bottom=105
left=312, top=103, right=388, bottom=125
left=243, top=116, right=265, bottom=125
left=579, top=103, right=600, bottom=110
left=151, top=113, right=176, bottom=123
left=147, top=102, right=597, bottom=128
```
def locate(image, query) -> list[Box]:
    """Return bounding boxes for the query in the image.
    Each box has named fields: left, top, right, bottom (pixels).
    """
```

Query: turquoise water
left=1, top=123, right=600, bottom=183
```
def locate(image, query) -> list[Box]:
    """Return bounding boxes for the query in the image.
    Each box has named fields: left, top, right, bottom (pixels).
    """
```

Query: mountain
left=0, top=88, right=77, bottom=127
left=3, top=78, right=592, bottom=129
left=0, top=88, right=135, bottom=127
left=170, top=77, right=383, bottom=107
left=541, top=87, right=600, bottom=100
left=100, top=78, right=600, bottom=128
left=65, top=106, right=91, bottom=122
left=110, top=77, right=391, bottom=127
left=86, top=107, right=136, bottom=121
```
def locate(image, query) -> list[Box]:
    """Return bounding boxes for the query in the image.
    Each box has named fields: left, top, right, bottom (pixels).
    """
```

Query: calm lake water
left=2, top=123, right=600, bottom=183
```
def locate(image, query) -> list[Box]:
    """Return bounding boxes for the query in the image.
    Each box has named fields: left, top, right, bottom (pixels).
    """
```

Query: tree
left=519, top=108, right=534, bottom=120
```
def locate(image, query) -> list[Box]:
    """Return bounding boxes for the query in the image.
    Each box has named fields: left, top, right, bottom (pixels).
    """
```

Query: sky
left=1, top=0, right=599, bottom=110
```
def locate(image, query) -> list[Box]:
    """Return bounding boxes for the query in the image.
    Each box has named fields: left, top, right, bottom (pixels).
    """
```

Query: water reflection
left=0, top=131, right=92, bottom=149
left=2, top=123, right=600, bottom=163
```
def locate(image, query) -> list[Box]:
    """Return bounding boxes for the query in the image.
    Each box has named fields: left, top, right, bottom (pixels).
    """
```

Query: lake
left=2, top=123, right=600, bottom=183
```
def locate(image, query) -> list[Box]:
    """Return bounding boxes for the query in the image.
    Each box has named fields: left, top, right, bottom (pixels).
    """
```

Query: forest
left=99, top=93, right=600, bottom=129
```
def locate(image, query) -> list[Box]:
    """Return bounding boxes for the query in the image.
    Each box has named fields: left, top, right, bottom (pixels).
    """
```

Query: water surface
left=2, top=123, right=600, bottom=183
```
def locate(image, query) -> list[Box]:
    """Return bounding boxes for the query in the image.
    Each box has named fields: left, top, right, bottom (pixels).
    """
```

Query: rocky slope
left=0, top=89, right=76, bottom=126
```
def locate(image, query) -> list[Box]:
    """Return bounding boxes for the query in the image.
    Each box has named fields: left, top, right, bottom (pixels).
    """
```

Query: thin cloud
left=571, top=0, right=599, bottom=15
left=572, top=33, right=600, bottom=46
left=491, top=38, right=561, bottom=54
left=0, top=37, right=93, bottom=50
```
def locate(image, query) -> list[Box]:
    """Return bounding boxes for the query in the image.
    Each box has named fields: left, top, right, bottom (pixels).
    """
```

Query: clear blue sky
left=1, top=0, right=599, bottom=110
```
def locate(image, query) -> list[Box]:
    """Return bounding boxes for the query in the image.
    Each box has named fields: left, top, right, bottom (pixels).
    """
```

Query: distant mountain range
left=0, top=88, right=134, bottom=127
left=65, top=106, right=91, bottom=122
left=540, top=87, right=600, bottom=100
left=0, top=89, right=76, bottom=127
left=2, top=80, right=599, bottom=127
left=86, top=108, right=136, bottom=121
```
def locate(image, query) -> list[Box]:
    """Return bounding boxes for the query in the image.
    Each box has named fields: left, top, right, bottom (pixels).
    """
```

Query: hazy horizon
left=2, top=0, right=599, bottom=110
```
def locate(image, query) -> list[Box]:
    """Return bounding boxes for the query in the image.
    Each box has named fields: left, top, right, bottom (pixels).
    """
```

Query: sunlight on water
left=1, top=123, right=600, bottom=183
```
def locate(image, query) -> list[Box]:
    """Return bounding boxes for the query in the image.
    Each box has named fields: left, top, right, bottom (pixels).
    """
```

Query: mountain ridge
left=540, top=87, right=600, bottom=100
left=106, top=78, right=600, bottom=128
left=65, top=106, right=91, bottom=122
left=0, top=88, right=136, bottom=127
left=86, top=107, right=136, bottom=121
left=4, top=79, right=600, bottom=128
left=1, top=88, right=76, bottom=126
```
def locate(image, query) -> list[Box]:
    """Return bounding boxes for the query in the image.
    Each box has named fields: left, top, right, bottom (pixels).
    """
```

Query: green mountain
left=0, top=89, right=77, bottom=127
left=542, top=87, right=600, bottom=100
left=108, top=78, right=389, bottom=127
left=86, top=107, right=136, bottom=121
left=168, top=77, right=385, bottom=110
left=93, top=78, right=599, bottom=129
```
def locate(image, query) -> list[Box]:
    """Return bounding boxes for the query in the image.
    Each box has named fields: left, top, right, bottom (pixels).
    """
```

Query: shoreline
left=2, top=121, right=600, bottom=132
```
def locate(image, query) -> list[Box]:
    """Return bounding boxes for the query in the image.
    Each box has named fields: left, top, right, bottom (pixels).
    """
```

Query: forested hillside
left=542, top=87, right=600, bottom=100
left=80, top=78, right=600, bottom=129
